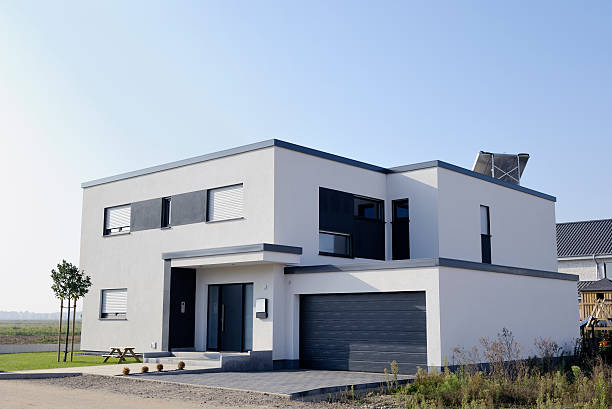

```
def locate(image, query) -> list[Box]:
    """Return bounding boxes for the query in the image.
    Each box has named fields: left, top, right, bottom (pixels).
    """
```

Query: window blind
left=101, top=289, right=127, bottom=318
left=104, top=205, right=131, bottom=234
left=207, top=184, right=243, bottom=221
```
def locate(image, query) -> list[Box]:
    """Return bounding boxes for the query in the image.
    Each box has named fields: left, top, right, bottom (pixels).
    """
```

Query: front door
left=207, top=283, right=253, bottom=352
left=168, top=268, right=196, bottom=349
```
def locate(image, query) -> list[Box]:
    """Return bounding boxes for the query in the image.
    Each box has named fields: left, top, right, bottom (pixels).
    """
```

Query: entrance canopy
left=162, top=243, right=302, bottom=268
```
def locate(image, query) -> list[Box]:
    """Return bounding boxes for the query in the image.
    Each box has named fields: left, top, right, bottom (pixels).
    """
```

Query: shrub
left=141, top=366, right=149, bottom=373
left=177, top=361, right=185, bottom=370
left=122, top=367, right=130, bottom=376
left=156, top=363, right=163, bottom=372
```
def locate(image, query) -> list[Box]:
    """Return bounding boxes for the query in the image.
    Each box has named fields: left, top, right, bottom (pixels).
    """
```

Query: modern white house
left=80, top=140, right=578, bottom=373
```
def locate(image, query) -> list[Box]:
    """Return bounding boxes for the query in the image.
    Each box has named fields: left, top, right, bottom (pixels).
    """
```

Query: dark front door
left=392, top=199, right=410, bottom=260
left=168, top=268, right=196, bottom=349
left=207, top=283, right=252, bottom=352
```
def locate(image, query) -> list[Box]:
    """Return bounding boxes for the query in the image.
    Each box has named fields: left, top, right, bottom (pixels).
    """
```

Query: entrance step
left=143, top=351, right=249, bottom=369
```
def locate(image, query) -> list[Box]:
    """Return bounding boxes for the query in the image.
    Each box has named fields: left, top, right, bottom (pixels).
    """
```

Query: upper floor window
left=161, top=197, right=171, bottom=228
left=354, top=196, right=383, bottom=221
left=103, top=204, right=131, bottom=236
left=207, top=184, right=244, bottom=222
left=100, top=288, right=127, bottom=319
left=319, top=231, right=352, bottom=258
left=480, top=205, right=491, bottom=264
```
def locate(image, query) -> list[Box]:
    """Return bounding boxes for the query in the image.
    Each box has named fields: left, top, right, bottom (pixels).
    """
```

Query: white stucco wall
left=558, top=257, right=612, bottom=281
left=80, top=147, right=276, bottom=352
left=437, top=167, right=558, bottom=271
left=437, top=267, right=579, bottom=362
left=386, top=168, right=439, bottom=259
left=273, top=147, right=388, bottom=265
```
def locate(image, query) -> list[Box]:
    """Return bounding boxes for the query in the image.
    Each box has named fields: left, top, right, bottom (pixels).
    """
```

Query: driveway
left=138, top=369, right=413, bottom=399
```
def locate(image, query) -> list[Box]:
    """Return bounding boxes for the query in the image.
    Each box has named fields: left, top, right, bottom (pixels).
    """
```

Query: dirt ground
left=0, top=374, right=394, bottom=409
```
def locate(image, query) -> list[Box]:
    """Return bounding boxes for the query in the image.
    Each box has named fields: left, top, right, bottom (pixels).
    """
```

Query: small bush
left=177, top=361, right=185, bottom=370
left=122, top=367, right=130, bottom=376
left=141, top=366, right=149, bottom=373
left=156, top=363, right=163, bottom=372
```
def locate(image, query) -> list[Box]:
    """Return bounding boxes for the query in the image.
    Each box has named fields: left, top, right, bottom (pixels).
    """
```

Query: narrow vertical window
left=392, top=199, right=410, bottom=260
left=480, top=205, right=491, bottom=264
left=161, top=197, right=171, bottom=228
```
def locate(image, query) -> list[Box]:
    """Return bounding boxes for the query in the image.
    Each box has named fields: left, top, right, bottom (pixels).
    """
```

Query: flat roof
left=81, top=139, right=556, bottom=201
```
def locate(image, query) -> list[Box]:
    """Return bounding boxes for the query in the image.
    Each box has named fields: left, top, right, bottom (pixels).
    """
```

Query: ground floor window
left=100, top=288, right=127, bottom=319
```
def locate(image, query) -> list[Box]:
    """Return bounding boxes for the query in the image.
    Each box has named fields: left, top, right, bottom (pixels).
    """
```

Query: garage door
left=300, top=292, right=427, bottom=373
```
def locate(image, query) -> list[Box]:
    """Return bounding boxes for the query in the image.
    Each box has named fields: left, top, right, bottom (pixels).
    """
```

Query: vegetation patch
left=0, top=321, right=81, bottom=345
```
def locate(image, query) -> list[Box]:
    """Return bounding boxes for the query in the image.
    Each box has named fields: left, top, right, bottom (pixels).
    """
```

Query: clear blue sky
left=1, top=1, right=610, bottom=311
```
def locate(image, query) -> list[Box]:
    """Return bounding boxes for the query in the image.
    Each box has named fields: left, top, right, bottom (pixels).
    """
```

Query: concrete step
left=144, top=358, right=220, bottom=368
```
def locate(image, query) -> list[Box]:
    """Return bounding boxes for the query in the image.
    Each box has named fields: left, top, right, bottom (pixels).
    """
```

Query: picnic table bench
left=102, top=347, right=142, bottom=363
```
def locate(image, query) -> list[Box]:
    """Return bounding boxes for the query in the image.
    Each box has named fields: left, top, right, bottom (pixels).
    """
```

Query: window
left=480, top=205, right=491, bottom=264
left=393, top=199, right=409, bottom=220
left=161, top=197, right=171, bottom=228
left=103, top=204, right=131, bottom=235
left=100, top=289, right=127, bottom=319
left=597, top=293, right=605, bottom=300
left=354, top=196, right=383, bottom=220
left=392, top=199, right=410, bottom=260
left=319, top=231, right=351, bottom=257
left=207, top=184, right=244, bottom=222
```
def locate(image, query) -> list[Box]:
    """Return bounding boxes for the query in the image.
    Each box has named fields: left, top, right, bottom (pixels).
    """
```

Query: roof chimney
left=472, top=151, right=529, bottom=185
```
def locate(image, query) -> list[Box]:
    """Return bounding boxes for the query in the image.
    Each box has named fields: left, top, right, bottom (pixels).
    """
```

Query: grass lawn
left=0, top=351, right=140, bottom=372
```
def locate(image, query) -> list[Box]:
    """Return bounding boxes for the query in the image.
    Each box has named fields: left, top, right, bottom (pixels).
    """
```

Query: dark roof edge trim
left=438, top=258, right=576, bottom=281
left=81, top=139, right=555, bottom=201
left=82, top=140, right=277, bottom=188
left=390, top=161, right=556, bottom=202
left=162, top=243, right=303, bottom=260
left=285, top=257, right=577, bottom=281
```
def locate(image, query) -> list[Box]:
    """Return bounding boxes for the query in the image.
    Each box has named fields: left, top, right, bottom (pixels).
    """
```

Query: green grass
left=0, top=320, right=81, bottom=344
left=0, top=351, right=140, bottom=372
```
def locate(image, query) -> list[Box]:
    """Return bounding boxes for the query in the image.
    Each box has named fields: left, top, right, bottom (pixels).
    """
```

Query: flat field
left=0, top=320, right=80, bottom=344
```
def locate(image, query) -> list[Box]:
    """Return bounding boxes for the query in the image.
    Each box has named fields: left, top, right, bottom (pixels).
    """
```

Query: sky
left=0, top=1, right=610, bottom=312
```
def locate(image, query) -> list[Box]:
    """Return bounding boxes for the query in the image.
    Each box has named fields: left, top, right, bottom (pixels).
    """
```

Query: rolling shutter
left=207, top=184, right=243, bottom=221
left=101, top=289, right=127, bottom=318
left=104, top=205, right=131, bottom=233
left=300, top=292, right=427, bottom=373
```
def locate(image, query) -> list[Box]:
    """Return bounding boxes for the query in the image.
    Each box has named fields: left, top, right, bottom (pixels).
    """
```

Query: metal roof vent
left=472, top=151, right=530, bottom=185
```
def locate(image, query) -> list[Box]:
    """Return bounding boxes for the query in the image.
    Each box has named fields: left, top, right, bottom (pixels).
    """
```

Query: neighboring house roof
left=578, top=281, right=596, bottom=292
left=557, top=219, right=612, bottom=258
left=580, top=278, right=612, bottom=292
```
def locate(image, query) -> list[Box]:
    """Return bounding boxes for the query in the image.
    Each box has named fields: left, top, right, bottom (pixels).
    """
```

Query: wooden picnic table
left=102, top=347, right=141, bottom=364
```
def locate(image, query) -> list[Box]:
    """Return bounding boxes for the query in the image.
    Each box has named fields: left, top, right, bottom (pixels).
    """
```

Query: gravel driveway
left=0, top=374, right=393, bottom=409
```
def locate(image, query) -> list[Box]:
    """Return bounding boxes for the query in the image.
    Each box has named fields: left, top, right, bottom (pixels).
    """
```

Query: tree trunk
left=70, top=298, right=77, bottom=362
left=63, top=300, right=71, bottom=362
left=57, top=299, right=63, bottom=362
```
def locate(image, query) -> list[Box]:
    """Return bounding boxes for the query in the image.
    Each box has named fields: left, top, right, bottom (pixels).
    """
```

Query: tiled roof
left=580, top=278, right=612, bottom=292
left=557, top=219, right=612, bottom=258
left=578, top=281, right=596, bottom=292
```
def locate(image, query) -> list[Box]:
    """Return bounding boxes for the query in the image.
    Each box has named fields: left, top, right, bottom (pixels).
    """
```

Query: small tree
left=51, top=260, right=92, bottom=362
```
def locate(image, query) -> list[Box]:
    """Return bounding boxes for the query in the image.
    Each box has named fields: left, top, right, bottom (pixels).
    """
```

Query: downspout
left=593, top=254, right=602, bottom=279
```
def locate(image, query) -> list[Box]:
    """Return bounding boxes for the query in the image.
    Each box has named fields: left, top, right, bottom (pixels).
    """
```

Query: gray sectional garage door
left=300, top=292, right=427, bottom=374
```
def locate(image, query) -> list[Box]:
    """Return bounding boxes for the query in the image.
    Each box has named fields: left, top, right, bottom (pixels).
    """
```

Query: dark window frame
left=99, top=288, right=128, bottom=320
left=480, top=205, right=491, bottom=264
left=353, top=195, right=384, bottom=222
left=103, top=204, right=132, bottom=236
left=318, top=231, right=353, bottom=258
left=392, top=198, right=410, bottom=221
left=161, top=197, right=172, bottom=228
